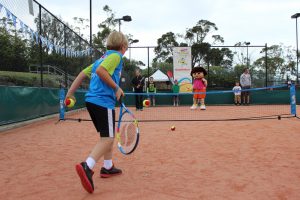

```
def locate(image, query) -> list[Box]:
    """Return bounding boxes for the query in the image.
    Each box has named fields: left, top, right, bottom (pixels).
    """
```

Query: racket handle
left=118, top=96, right=123, bottom=104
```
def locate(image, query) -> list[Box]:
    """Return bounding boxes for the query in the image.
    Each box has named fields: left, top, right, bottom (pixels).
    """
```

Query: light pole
left=90, top=0, right=92, bottom=62
left=129, top=39, right=139, bottom=61
left=245, top=42, right=250, bottom=68
left=291, top=13, right=300, bottom=84
left=115, top=15, right=132, bottom=32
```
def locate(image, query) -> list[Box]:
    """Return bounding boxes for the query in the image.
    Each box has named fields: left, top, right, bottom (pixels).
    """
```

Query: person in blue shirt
left=65, top=31, right=128, bottom=193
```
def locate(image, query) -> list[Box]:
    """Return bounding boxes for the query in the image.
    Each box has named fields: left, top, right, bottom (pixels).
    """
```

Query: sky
left=35, top=0, right=299, bottom=45
left=34, top=0, right=300, bottom=65
left=2, top=0, right=300, bottom=66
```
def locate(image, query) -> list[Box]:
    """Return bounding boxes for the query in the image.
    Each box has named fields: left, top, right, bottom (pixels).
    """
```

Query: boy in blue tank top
left=65, top=31, right=128, bottom=193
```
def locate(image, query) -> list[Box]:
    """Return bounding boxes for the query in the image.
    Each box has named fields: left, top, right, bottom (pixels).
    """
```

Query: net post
left=290, top=83, right=297, bottom=116
left=59, top=88, right=65, bottom=120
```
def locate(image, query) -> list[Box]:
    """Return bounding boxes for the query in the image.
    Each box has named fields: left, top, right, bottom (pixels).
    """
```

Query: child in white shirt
left=232, top=82, right=242, bottom=105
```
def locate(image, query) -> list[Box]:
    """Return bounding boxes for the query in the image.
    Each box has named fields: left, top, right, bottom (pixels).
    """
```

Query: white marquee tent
left=148, top=69, right=169, bottom=82
left=143, top=69, right=171, bottom=91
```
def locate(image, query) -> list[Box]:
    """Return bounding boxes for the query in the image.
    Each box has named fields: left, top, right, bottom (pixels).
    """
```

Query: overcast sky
left=34, top=0, right=300, bottom=64
left=2, top=0, right=299, bottom=65
left=35, top=0, right=299, bottom=45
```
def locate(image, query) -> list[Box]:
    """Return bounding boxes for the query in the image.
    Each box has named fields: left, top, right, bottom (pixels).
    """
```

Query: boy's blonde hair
left=106, top=31, right=128, bottom=51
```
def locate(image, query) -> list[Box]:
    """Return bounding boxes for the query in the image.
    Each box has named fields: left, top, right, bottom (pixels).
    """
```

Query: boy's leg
left=77, top=104, right=120, bottom=193
left=100, top=139, right=122, bottom=178
left=149, top=95, right=152, bottom=106
left=89, top=138, right=114, bottom=162
left=76, top=140, right=112, bottom=194
left=173, top=96, right=176, bottom=106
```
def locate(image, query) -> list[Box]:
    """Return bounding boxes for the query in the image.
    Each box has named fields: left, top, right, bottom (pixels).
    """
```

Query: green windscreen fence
left=0, top=86, right=86, bottom=125
left=1, top=85, right=299, bottom=126
left=0, top=86, right=58, bottom=125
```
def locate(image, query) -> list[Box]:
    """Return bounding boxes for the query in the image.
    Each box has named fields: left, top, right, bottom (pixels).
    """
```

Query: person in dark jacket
left=131, top=69, right=144, bottom=110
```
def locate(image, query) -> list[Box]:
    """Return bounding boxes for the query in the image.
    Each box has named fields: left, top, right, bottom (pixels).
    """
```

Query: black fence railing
left=0, top=0, right=99, bottom=88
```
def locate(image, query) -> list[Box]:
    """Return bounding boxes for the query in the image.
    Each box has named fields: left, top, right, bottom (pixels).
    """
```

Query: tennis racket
left=167, top=70, right=174, bottom=85
left=116, top=99, right=140, bottom=155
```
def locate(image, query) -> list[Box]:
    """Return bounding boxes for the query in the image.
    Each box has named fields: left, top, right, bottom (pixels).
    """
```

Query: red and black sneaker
left=75, top=162, right=94, bottom=193
left=100, top=165, right=122, bottom=178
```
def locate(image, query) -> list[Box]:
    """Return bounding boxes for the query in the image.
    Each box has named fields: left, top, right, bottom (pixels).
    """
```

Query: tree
left=0, top=17, right=29, bottom=72
left=253, top=44, right=296, bottom=83
left=93, top=5, right=118, bottom=55
left=151, top=62, right=173, bottom=74
left=208, top=66, right=235, bottom=88
left=73, top=17, right=89, bottom=40
left=153, top=32, right=179, bottom=63
left=184, top=20, right=225, bottom=67
left=154, top=20, right=230, bottom=68
left=204, top=47, right=233, bottom=68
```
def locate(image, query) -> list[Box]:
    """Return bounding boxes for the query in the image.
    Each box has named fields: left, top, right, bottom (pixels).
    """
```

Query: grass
left=0, top=71, right=61, bottom=87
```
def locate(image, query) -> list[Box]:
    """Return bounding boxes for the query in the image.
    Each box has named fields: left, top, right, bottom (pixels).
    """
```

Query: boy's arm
left=66, top=64, right=92, bottom=99
left=65, top=71, right=87, bottom=103
left=96, top=53, right=124, bottom=100
left=96, top=66, right=124, bottom=100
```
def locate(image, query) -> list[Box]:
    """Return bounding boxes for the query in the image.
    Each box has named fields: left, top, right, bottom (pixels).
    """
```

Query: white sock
left=103, top=159, right=113, bottom=169
left=86, top=157, right=96, bottom=169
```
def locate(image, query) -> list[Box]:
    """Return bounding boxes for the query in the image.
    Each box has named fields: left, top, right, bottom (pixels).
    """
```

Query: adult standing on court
left=240, top=68, right=251, bottom=105
left=131, top=69, right=144, bottom=110
left=65, top=31, right=128, bottom=193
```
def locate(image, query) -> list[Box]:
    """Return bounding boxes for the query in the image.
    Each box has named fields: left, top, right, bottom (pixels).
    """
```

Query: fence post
left=59, top=88, right=65, bottom=120
left=64, top=25, right=68, bottom=88
left=147, top=47, right=150, bottom=88
left=39, top=4, right=43, bottom=87
left=290, top=83, right=297, bottom=116
left=265, top=43, right=268, bottom=87
left=90, top=0, right=93, bottom=63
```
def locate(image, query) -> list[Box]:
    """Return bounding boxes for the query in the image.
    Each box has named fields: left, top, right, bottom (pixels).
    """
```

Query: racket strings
left=120, top=122, right=137, bottom=148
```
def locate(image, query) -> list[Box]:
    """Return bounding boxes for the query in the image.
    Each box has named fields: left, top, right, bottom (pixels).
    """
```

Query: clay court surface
left=1, top=107, right=300, bottom=200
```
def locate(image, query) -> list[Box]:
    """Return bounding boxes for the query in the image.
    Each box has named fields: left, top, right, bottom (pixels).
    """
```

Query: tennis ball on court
left=65, top=97, right=75, bottom=108
left=143, top=99, right=150, bottom=107
left=171, top=126, right=175, bottom=131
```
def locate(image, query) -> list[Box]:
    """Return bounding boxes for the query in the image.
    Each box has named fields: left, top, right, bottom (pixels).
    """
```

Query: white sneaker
left=190, top=104, right=197, bottom=110
left=200, top=105, right=206, bottom=110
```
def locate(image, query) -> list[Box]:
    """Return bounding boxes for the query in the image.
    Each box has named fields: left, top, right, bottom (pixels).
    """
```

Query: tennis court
left=1, top=105, right=300, bottom=200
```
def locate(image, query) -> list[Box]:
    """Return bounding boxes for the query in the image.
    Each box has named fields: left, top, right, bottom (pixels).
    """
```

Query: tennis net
left=59, top=84, right=298, bottom=122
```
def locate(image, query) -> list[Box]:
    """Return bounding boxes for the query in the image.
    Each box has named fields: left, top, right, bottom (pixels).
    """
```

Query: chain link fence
left=0, top=0, right=99, bottom=88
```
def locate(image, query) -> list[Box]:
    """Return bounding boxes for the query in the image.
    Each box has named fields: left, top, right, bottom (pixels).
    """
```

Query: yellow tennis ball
left=171, top=126, right=175, bottom=131
left=143, top=99, right=150, bottom=107
left=66, top=98, right=75, bottom=108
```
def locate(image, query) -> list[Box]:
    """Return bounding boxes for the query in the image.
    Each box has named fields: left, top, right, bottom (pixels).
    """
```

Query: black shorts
left=86, top=102, right=115, bottom=138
